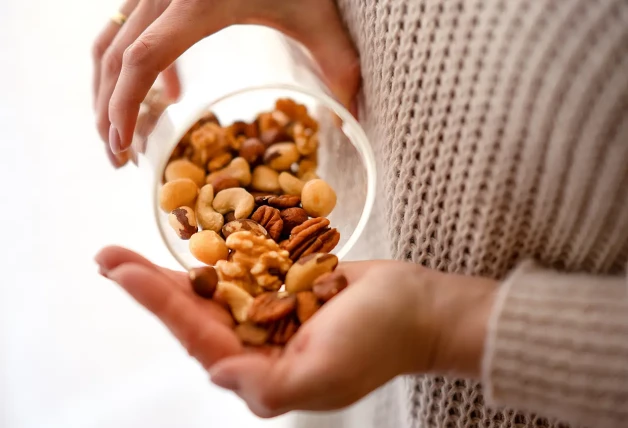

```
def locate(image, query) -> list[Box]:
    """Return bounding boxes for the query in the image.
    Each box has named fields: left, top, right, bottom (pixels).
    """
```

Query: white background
left=0, top=1, right=301, bottom=427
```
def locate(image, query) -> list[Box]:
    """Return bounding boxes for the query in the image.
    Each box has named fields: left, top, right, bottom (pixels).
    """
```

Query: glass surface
left=130, top=37, right=376, bottom=271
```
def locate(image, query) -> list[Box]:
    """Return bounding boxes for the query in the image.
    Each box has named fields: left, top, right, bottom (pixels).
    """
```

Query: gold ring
left=110, top=11, right=128, bottom=26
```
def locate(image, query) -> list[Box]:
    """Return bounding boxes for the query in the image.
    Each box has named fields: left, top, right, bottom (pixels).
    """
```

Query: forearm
left=483, top=261, right=628, bottom=427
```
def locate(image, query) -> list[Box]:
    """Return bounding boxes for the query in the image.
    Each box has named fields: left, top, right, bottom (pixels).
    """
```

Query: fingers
left=272, top=0, right=361, bottom=111
left=96, top=0, right=167, bottom=147
left=109, top=1, right=212, bottom=153
left=161, top=63, right=181, bottom=102
left=92, top=0, right=139, bottom=107
left=94, top=245, right=189, bottom=287
left=106, top=262, right=242, bottom=368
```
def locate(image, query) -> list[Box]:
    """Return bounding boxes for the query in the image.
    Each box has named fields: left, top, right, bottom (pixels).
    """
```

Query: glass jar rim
left=151, top=83, right=377, bottom=269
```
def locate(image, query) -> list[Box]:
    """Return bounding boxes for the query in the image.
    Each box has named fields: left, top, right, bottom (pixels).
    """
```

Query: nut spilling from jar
left=158, top=98, right=347, bottom=346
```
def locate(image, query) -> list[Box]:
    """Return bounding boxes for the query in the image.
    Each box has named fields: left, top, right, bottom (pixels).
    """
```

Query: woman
left=92, top=1, right=628, bottom=427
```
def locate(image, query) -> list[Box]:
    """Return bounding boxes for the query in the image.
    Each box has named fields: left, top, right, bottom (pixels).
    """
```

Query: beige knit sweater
left=294, top=1, right=628, bottom=427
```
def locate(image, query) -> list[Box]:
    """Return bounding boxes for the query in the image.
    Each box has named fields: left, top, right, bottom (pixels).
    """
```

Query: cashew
left=205, top=157, right=251, bottom=187
left=278, top=172, right=304, bottom=196
left=212, top=188, right=255, bottom=219
left=164, top=159, right=206, bottom=187
left=168, top=206, right=198, bottom=240
left=189, top=230, right=229, bottom=265
left=285, top=253, right=338, bottom=293
left=301, top=178, right=337, bottom=217
left=264, top=142, right=300, bottom=171
left=251, top=165, right=281, bottom=193
left=216, top=281, right=254, bottom=323
left=159, top=178, right=198, bottom=212
left=195, top=184, right=224, bottom=233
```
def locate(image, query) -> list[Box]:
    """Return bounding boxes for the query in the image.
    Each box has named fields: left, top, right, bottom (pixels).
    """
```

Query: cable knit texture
left=294, top=0, right=628, bottom=427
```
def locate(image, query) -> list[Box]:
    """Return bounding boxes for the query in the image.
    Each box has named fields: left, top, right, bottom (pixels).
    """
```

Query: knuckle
left=123, top=39, right=152, bottom=69
left=102, top=50, right=122, bottom=75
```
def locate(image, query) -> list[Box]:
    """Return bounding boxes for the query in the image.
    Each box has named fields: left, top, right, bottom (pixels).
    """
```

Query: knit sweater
left=294, top=1, right=628, bottom=427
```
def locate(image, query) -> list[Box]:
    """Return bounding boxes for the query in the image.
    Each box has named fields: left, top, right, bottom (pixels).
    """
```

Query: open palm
left=95, top=246, right=457, bottom=418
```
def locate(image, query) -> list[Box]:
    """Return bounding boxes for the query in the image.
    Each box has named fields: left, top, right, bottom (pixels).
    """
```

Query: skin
left=92, top=0, right=361, bottom=167
left=93, top=0, right=498, bottom=415
left=95, top=246, right=497, bottom=418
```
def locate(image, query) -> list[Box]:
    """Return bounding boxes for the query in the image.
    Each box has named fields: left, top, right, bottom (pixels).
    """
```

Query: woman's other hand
left=91, top=0, right=361, bottom=165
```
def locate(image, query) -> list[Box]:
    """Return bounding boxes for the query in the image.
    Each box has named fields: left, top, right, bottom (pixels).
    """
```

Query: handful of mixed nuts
left=158, top=98, right=348, bottom=346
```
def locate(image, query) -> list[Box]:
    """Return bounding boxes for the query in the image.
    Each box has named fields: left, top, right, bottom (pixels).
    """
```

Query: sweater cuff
left=482, top=260, right=628, bottom=427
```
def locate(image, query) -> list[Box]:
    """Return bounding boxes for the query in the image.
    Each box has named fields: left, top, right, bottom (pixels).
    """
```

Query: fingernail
left=109, top=125, right=122, bottom=154
left=98, top=265, right=110, bottom=279
left=105, top=146, right=123, bottom=169
left=210, top=368, right=239, bottom=391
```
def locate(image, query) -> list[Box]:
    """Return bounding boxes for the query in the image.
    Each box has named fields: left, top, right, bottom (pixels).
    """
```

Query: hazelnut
left=168, top=206, right=198, bottom=239
left=165, top=159, right=205, bottom=187
left=251, top=165, right=281, bottom=193
left=278, top=172, right=304, bottom=196
left=264, top=142, right=300, bottom=171
left=239, top=138, right=266, bottom=165
left=189, top=230, right=229, bottom=265
left=301, top=178, right=337, bottom=217
left=189, top=266, right=218, bottom=298
left=284, top=253, right=338, bottom=293
left=159, top=178, right=198, bottom=212
left=281, top=207, right=309, bottom=235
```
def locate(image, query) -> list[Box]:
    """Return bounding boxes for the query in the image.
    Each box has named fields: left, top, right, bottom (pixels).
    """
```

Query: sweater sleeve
left=482, top=260, right=628, bottom=428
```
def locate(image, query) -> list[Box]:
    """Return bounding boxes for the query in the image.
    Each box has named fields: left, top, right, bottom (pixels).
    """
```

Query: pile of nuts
left=158, top=98, right=348, bottom=346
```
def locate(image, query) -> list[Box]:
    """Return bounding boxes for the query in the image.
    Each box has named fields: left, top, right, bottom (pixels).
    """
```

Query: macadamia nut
left=159, top=178, right=199, bottom=212
left=301, top=178, right=337, bottom=217
left=165, top=159, right=205, bottom=187
left=189, top=230, right=229, bottom=265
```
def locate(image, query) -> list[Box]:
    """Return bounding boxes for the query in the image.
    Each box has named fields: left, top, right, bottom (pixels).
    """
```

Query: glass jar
left=130, top=34, right=376, bottom=271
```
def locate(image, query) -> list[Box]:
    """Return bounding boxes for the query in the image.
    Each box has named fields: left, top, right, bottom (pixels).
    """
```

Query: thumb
left=268, top=2, right=361, bottom=113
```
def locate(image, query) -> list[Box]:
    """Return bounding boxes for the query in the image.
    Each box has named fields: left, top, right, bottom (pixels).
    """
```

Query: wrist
left=421, top=271, right=498, bottom=379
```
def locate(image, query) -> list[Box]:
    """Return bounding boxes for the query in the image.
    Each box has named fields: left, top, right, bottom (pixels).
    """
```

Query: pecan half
left=251, top=206, right=283, bottom=241
left=268, top=315, right=299, bottom=345
left=280, top=207, right=308, bottom=235
left=281, top=217, right=340, bottom=260
left=313, top=271, right=348, bottom=302
left=255, top=195, right=301, bottom=209
left=248, top=292, right=297, bottom=324
left=296, top=291, right=321, bottom=323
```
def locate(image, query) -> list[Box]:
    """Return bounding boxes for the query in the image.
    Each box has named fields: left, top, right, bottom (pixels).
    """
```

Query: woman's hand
left=92, top=0, right=361, bottom=164
left=95, top=247, right=497, bottom=418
